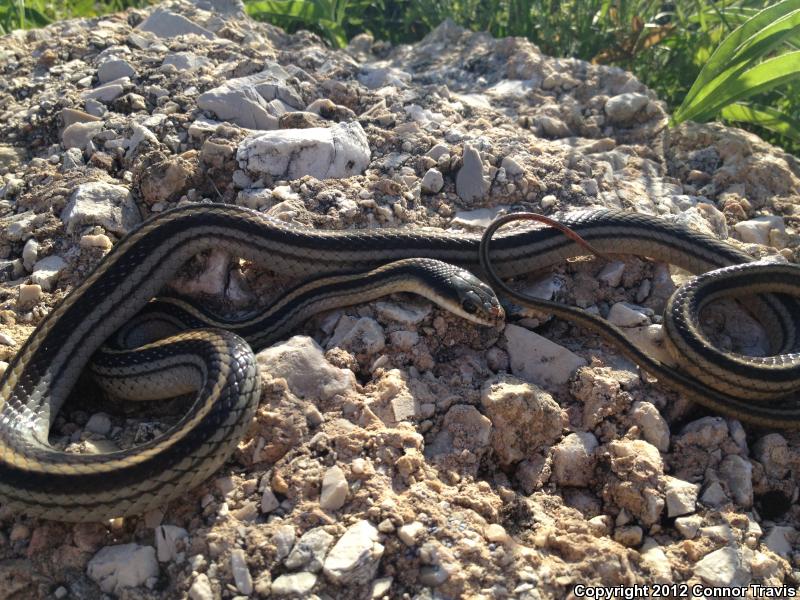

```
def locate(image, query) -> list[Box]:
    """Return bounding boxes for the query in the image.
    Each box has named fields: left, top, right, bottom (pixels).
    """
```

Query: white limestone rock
left=98, top=59, right=135, bottom=83
left=455, top=143, right=489, bottom=204
left=605, top=92, right=649, bottom=123
left=694, top=547, right=751, bottom=587
left=504, top=323, right=587, bottom=388
left=155, top=525, right=188, bottom=563
left=256, top=336, right=355, bottom=401
left=733, top=215, right=786, bottom=247
left=21, top=238, right=38, bottom=272
left=62, top=182, right=141, bottom=235
left=719, top=454, right=753, bottom=508
left=137, top=8, right=215, bottom=39
left=230, top=548, right=253, bottom=595
left=421, top=168, right=444, bottom=194
left=663, top=476, right=699, bottom=517
left=198, top=64, right=303, bottom=129
left=87, top=544, right=158, bottom=594
left=162, top=52, right=211, bottom=72
left=82, top=78, right=129, bottom=103
left=271, top=572, right=317, bottom=596
left=189, top=574, right=214, bottom=600
left=551, top=432, right=598, bottom=487
left=607, top=303, right=649, bottom=327
left=285, top=527, right=334, bottom=572
left=323, top=520, right=384, bottom=585
left=319, top=466, right=348, bottom=511
left=630, top=401, right=670, bottom=451
left=237, top=121, right=370, bottom=180
left=62, top=121, right=104, bottom=151
left=31, top=255, right=67, bottom=291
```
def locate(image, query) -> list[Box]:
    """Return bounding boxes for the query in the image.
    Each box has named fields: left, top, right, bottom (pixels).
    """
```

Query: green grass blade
left=681, top=51, right=800, bottom=122
left=720, top=102, right=800, bottom=143
left=680, top=0, right=800, bottom=111
left=675, top=9, right=800, bottom=122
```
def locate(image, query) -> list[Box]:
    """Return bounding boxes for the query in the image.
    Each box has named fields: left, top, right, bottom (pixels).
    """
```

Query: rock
left=31, top=255, right=67, bottom=291
left=640, top=539, right=672, bottom=583
left=607, top=303, right=649, bottom=327
left=162, top=52, right=211, bottom=72
left=62, top=182, right=142, bottom=235
left=230, top=548, right=253, bottom=595
left=504, top=324, right=587, bottom=388
left=694, top=547, right=751, bottom=587
left=273, top=525, right=296, bottom=561
left=613, top=525, right=643, bottom=547
left=604, top=439, right=664, bottom=525
left=0, top=144, right=25, bottom=170
left=358, top=66, right=411, bottom=89
left=481, top=375, right=563, bottom=466
left=198, top=64, right=302, bottom=129
left=285, top=527, right=334, bottom=572
left=256, top=336, right=355, bottom=401
left=678, top=416, right=728, bottom=448
left=700, top=481, right=728, bottom=507
left=61, top=108, right=102, bottom=127
left=62, top=121, right=103, bottom=151
left=319, top=466, right=348, bottom=511
left=155, top=525, right=188, bottom=563
left=605, top=93, right=649, bottom=123
left=421, top=168, right=444, bottom=194
left=456, top=143, right=489, bottom=204
left=271, top=572, right=317, bottom=596
left=450, top=206, right=506, bottom=229
left=763, top=526, right=795, bottom=558
left=137, top=7, right=215, bottom=39
left=719, top=455, right=753, bottom=508
left=597, top=261, right=626, bottom=286
left=80, top=233, right=113, bottom=251
left=87, top=544, right=158, bottom=594
left=189, top=574, right=214, bottom=600
left=430, top=405, right=492, bottom=460
left=237, top=121, right=370, bottom=180
left=18, top=284, right=42, bottom=309
left=82, top=78, right=128, bottom=103
left=397, top=522, right=425, bottom=546
left=323, top=520, right=384, bottom=585
left=327, top=316, right=385, bottom=355
left=62, top=147, right=85, bottom=171
left=538, top=115, right=571, bottom=138
left=138, top=154, right=196, bottom=205
left=733, top=216, right=786, bottom=247
left=675, top=515, right=702, bottom=539
left=663, top=476, right=699, bottom=517
left=98, top=59, right=135, bottom=83
left=551, top=432, right=598, bottom=487
left=21, top=238, right=38, bottom=272
left=85, top=413, right=112, bottom=436
left=389, top=330, right=418, bottom=350
left=261, top=488, right=279, bottom=513
left=753, top=433, right=790, bottom=478
left=0, top=362, right=7, bottom=378
left=630, top=401, right=670, bottom=452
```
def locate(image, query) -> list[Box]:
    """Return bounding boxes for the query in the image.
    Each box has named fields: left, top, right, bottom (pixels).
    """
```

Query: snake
left=0, top=203, right=798, bottom=521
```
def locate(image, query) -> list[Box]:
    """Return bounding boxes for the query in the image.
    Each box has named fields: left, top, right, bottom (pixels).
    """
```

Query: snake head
left=448, top=269, right=505, bottom=327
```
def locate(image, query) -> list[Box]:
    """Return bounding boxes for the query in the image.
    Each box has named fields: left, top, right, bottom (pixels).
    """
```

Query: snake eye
left=461, top=299, right=478, bottom=314
left=461, top=293, right=480, bottom=314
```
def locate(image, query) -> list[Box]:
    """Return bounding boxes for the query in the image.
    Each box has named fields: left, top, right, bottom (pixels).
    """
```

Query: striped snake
left=0, top=203, right=798, bottom=521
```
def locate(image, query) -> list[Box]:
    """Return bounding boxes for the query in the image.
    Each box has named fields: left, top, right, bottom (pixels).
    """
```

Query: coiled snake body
left=1, top=204, right=798, bottom=521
